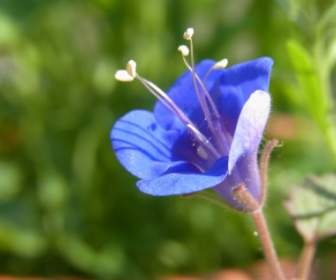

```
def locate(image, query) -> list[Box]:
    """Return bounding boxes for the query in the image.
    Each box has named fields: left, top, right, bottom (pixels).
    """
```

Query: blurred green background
left=1, top=0, right=336, bottom=279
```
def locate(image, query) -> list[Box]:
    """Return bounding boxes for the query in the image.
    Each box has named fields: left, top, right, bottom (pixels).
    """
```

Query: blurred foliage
left=286, top=174, right=336, bottom=242
left=0, top=0, right=336, bottom=279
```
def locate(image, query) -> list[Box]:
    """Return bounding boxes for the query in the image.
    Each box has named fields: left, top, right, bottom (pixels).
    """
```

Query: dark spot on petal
left=148, top=123, right=157, bottom=131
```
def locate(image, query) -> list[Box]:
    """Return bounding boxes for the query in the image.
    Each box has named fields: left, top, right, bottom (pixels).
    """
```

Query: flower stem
left=232, top=185, right=286, bottom=280
left=297, top=241, right=316, bottom=280
left=251, top=210, right=287, bottom=280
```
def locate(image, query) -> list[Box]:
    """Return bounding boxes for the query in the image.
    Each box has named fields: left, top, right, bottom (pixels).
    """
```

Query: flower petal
left=228, top=90, right=271, bottom=173
left=211, top=57, right=273, bottom=134
left=137, top=156, right=228, bottom=196
left=111, top=110, right=183, bottom=180
left=153, top=59, right=216, bottom=130
left=215, top=152, right=261, bottom=209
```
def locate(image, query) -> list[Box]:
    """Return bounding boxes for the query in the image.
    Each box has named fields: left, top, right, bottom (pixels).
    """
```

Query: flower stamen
left=181, top=28, right=230, bottom=153
left=136, top=74, right=220, bottom=158
left=204, top=58, right=229, bottom=80
left=114, top=59, right=220, bottom=159
left=114, top=70, right=134, bottom=82
left=126, top=59, right=137, bottom=78
left=178, top=45, right=190, bottom=57
left=183, top=27, right=194, bottom=40
left=180, top=49, right=221, bottom=121
left=114, top=59, right=137, bottom=82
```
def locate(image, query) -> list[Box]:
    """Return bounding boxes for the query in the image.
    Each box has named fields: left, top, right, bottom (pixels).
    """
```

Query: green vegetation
left=0, top=0, right=336, bottom=279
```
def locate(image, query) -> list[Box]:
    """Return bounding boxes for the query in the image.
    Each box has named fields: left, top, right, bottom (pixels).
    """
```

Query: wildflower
left=111, top=28, right=273, bottom=210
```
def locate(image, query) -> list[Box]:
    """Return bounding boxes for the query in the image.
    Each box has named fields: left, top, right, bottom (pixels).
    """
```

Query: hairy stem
left=259, top=139, right=279, bottom=205
left=252, top=210, right=287, bottom=280
left=232, top=185, right=286, bottom=280
left=297, top=241, right=316, bottom=280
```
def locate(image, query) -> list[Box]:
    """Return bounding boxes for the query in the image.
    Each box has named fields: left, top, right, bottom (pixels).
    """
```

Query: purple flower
left=111, top=51, right=272, bottom=210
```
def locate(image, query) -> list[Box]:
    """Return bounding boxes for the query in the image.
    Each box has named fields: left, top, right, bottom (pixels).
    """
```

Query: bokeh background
left=0, top=0, right=336, bottom=279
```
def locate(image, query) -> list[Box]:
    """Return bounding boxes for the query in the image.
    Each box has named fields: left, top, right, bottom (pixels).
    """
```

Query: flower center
left=115, top=28, right=232, bottom=167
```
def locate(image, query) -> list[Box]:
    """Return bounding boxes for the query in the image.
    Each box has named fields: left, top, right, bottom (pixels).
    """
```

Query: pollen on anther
left=115, top=70, right=134, bottom=82
left=178, top=45, right=190, bottom=56
left=126, top=60, right=137, bottom=78
left=183, top=27, right=194, bottom=40
left=214, top=58, right=229, bottom=69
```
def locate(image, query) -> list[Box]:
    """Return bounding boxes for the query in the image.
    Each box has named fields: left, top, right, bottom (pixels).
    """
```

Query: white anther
left=213, top=58, right=229, bottom=69
left=178, top=45, right=190, bottom=56
left=183, top=27, right=194, bottom=40
left=197, top=146, right=209, bottom=160
left=126, top=59, right=137, bottom=78
left=115, top=70, right=134, bottom=82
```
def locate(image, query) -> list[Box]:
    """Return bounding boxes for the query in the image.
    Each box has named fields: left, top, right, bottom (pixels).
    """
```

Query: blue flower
left=111, top=55, right=273, bottom=210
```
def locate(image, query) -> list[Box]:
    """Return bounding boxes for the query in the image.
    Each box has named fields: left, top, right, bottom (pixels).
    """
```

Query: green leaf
left=325, top=37, right=336, bottom=73
left=38, top=172, right=68, bottom=209
left=285, top=174, right=336, bottom=242
left=286, top=39, right=328, bottom=125
left=57, top=234, right=126, bottom=278
left=317, top=1, right=336, bottom=35
left=0, top=162, right=21, bottom=201
left=0, top=220, right=46, bottom=258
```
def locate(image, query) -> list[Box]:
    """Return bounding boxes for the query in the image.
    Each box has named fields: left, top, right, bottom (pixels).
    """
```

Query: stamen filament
left=188, top=40, right=222, bottom=122
left=188, top=41, right=218, bottom=136
left=186, top=39, right=230, bottom=153
left=135, top=74, right=221, bottom=159
left=181, top=55, right=221, bottom=120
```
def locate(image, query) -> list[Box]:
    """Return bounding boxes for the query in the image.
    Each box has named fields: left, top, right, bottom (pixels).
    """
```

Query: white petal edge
left=228, top=90, right=271, bottom=173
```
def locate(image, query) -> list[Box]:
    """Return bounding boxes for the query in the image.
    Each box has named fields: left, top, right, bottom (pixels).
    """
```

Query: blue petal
left=111, top=110, right=184, bottom=180
left=216, top=57, right=273, bottom=94
left=137, top=157, right=228, bottom=196
left=228, top=90, right=271, bottom=173
left=211, top=57, right=273, bottom=134
left=153, top=59, right=216, bottom=130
